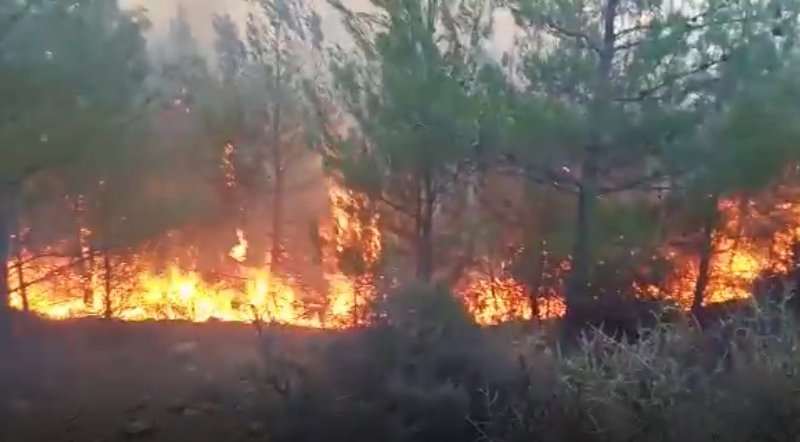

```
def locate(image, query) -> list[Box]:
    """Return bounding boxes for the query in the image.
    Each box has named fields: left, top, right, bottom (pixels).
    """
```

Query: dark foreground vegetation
left=4, top=286, right=800, bottom=442
left=253, top=286, right=800, bottom=442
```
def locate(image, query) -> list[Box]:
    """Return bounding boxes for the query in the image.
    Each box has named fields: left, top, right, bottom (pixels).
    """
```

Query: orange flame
left=11, top=168, right=800, bottom=327
left=8, top=179, right=382, bottom=329
left=646, top=195, right=800, bottom=308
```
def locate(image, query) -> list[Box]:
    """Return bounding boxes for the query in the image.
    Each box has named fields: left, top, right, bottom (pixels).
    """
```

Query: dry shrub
left=253, top=294, right=800, bottom=442
left=482, top=298, right=800, bottom=442
left=253, top=284, right=516, bottom=442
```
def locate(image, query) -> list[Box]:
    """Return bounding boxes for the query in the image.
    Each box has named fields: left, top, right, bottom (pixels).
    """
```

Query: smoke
left=121, top=0, right=512, bottom=57
left=119, top=0, right=249, bottom=54
left=119, top=0, right=372, bottom=54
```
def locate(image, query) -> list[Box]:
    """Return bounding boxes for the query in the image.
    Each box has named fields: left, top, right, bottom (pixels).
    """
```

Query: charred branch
left=614, top=7, right=726, bottom=39
left=499, top=153, right=581, bottom=194
left=541, top=18, right=602, bottom=54
left=615, top=55, right=728, bottom=103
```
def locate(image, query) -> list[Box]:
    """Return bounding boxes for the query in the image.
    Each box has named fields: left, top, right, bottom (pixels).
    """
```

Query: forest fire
left=6, top=180, right=384, bottom=329
left=459, top=273, right=567, bottom=324
left=8, top=183, right=800, bottom=327
left=645, top=193, right=800, bottom=308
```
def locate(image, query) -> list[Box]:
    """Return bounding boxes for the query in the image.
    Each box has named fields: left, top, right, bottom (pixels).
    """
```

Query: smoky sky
left=121, top=0, right=513, bottom=58
left=121, top=0, right=370, bottom=53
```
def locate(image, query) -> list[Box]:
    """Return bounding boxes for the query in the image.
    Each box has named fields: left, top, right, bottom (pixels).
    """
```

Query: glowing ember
left=325, top=182, right=382, bottom=266
left=229, top=229, right=248, bottom=263
left=458, top=272, right=566, bottom=325
left=650, top=195, right=800, bottom=308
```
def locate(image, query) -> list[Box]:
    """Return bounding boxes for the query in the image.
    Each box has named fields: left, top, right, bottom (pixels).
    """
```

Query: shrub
left=252, top=294, right=800, bottom=442
left=253, top=284, right=516, bottom=442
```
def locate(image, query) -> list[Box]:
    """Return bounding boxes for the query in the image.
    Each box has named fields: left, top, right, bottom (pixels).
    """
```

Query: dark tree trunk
left=692, top=205, right=717, bottom=314
left=269, top=19, right=284, bottom=275
left=566, top=166, right=598, bottom=323
left=103, top=251, right=113, bottom=319
left=0, top=180, right=21, bottom=343
left=565, top=0, right=619, bottom=325
left=270, top=159, right=284, bottom=272
left=72, top=198, right=95, bottom=306
left=84, top=247, right=95, bottom=306
left=15, top=260, right=27, bottom=313
left=415, top=171, right=435, bottom=283
left=13, top=230, right=28, bottom=312
left=525, top=184, right=553, bottom=322
left=0, top=233, right=10, bottom=339
left=527, top=245, right=546, bottom=322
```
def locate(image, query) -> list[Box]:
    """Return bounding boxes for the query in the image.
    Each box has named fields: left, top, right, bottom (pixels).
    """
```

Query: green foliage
left=328, top=0, right=480, bottom=182
left=0, top=0, right=149, bottom=179
left=594, top=199, right=662, bottom=258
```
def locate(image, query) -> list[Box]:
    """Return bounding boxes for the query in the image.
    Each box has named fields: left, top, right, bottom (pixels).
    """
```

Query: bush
left=253, top=284, right=515, bottom=442
left=252, top=294, right=800, bottom=442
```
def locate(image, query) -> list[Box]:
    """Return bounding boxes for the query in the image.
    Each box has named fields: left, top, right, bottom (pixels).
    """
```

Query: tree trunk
left=84, top=246, right=95, bottom=307
left=13, top=230, right=28, bottom=312
left=527, top=245, right=546, bottom=322
left=72, top=197, right=93, bottom=305
left=15, top=260, right=27, bottom=313
left=270, top=159, right=284, bottom=272
left=692, top=202, right=718, bottom=314
left=269, top=19, right=284, bottom=274
left=565, top=166, right=598, bottom=322
left=565, top=0, right=619, bottom=325
left=103, top=251, right=113, bottom=319
left=415, top=172, right=435, bottom=282
left=0, top=180, right=21, bottom=343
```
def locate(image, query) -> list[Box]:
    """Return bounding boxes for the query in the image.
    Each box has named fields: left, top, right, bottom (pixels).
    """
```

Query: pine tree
left=489, top=0, right=800, bottom=322
left=0, top=0, right=149, bottom=338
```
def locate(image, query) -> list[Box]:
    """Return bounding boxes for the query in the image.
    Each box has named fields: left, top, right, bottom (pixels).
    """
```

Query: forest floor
left=0, top=317, right=298, bottom=442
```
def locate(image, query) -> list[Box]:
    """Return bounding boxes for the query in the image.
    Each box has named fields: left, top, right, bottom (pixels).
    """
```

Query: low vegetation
left=253, top=285, right=800, bottom=442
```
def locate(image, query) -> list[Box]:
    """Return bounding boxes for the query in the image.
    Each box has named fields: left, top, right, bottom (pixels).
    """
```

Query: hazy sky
left=120, top=0, right=370, bottom=53
left=120, top=0, right=513, bottom=58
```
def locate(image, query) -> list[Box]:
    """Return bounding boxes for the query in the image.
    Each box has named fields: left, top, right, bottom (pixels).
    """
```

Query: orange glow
left=8, top=179, right=383, bottom=329
left=457, top=257, right=568, bottom=325
left=648, top=195, right=800, bottom=308
left=459, top=272, right=566, bottom=325
left=11, top=161, right=800, bottom=327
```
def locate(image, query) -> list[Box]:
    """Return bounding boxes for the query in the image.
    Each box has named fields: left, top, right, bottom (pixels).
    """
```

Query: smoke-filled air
left=5, top=0, right=800, bottom=441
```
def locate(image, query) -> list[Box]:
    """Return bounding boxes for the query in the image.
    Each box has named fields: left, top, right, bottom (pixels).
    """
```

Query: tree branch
left=499, top=153, right=581, bottom=194
left=378, top=194, right=413, bottom=217
left=541, top=18, right=602, bottom=54
left=599, top=171, right=667, bottom=195
left=614, top=8, right=722, bottom=39
left=614, top=54, right=727, bottom=102
left=615, top=14, right=754, bottom=53
left=8, top=253, right=95, bottom=294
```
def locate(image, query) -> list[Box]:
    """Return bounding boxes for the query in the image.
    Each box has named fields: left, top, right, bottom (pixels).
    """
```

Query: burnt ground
left=0, top=316, right=303, bottom=442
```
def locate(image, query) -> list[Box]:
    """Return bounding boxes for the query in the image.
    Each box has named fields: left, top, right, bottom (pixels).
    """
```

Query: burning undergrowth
left=8, top=141, right=800, bottom=328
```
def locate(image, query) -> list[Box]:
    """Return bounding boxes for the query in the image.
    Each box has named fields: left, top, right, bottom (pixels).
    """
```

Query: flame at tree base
left=9, top=188, right=800, bottom=328
left=8, top=259, right=370, bottom=329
